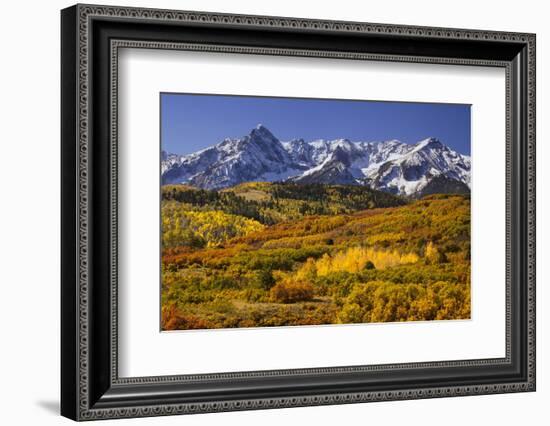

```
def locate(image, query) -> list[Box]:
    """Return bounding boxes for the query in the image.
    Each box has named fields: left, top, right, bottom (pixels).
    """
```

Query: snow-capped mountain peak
left=162, top=125, right=470, bottom=197
left=414, top=137, right=443, bottom=150
left=251, top=123, right=275, bottom=138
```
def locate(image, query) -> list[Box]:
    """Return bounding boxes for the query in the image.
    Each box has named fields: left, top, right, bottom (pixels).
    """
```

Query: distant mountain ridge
left=161, top=124, right=471, bottom=197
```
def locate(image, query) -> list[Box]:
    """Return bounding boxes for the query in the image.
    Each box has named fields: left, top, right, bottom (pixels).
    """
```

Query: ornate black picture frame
left=61, top=4, right=536, bottom=421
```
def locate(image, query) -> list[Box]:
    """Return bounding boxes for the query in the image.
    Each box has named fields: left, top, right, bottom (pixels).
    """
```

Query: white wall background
left=0, top=0, right=546, bottom=424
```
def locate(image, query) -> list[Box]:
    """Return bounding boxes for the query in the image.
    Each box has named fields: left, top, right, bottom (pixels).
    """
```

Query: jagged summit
left=162, top=125, right=470, bottom=196
left=250, top=123, right=276, bottom=139
left=415, top=137, right=444, bottom=150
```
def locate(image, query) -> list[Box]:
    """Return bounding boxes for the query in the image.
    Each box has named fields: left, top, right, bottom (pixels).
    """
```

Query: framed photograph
left=61, top=4, right=536, bottom=421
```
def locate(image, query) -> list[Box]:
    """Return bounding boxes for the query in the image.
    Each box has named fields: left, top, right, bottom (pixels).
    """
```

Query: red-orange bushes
left=270, top=281, right=314, bottom=303
left=161, top=304, right=212, bottom=330
left=162, top=245, right=247, bottom=269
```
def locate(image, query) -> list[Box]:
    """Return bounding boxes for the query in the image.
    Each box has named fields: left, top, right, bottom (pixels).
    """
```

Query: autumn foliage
left=270, top=280, right=314, bottom=303
left=160, top=183, right=471, bottom=330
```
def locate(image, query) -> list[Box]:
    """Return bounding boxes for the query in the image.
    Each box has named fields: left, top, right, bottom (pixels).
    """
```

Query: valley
left=161, top=183, right=471, bottom=330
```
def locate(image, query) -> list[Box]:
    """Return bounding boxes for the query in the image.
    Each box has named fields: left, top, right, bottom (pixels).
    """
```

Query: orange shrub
left=270, top=281, right=314, bottom=303
left=161, top=304, right=211, bottom=330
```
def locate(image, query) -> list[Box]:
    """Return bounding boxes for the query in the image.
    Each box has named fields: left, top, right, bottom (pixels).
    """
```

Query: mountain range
left=161, top=124, right=471, bottom=197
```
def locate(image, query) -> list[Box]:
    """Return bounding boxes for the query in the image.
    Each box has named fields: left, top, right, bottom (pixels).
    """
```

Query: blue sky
left=161, top=93, right=471, bottom=156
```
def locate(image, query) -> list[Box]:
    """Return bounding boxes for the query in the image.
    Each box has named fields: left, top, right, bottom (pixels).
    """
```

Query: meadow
left=160, top=183, right=471, bottom=330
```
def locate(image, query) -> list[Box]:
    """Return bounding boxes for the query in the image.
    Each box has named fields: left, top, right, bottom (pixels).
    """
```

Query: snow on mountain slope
left=162, top=125, right=305, bottom=189
left=363, top=138, right=471, bottom=195
left=162, top=125, right=471, bottom=196
left=291, top=146, right=358, bottom=185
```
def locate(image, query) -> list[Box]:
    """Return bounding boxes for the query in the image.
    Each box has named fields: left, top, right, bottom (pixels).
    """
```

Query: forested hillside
left=161, top=183, right=470, bottom=330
